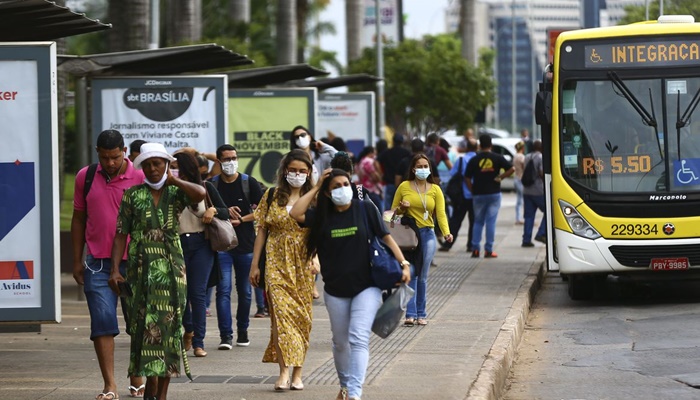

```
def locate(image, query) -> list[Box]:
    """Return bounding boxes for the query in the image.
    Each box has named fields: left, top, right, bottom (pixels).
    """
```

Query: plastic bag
left=371, top=284, right=415, bottom=339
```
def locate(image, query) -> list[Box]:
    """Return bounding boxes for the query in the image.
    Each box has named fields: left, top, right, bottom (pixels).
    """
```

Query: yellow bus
left=535, top=15, right=700, bottom=299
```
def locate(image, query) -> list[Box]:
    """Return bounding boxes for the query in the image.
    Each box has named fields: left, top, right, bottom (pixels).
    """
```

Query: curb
left=466, top=259, right=546, bottom=400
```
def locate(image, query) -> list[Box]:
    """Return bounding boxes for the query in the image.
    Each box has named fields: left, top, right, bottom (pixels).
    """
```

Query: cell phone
left=117, top=281, right=133, bottom=298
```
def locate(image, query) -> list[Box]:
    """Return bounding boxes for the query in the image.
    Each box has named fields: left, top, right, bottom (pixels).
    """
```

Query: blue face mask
left=330, top=186, right=353, bottom=206
left=415, top=167, right=431, bottom=180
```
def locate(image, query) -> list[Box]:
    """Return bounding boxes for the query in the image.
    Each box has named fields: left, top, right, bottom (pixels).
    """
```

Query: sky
left=319, top=0, right=453, bottom=69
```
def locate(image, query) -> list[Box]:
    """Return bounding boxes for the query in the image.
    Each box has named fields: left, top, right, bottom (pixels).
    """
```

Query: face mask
left=415, top=167, right=431, bottom=180
left=221, top=160, right=238, bottom=176
left=295, top=135, right=311, bottom=149
left=330, top=186, right=353, bottom=206
left=145, top=163, right=169, bottom=190
left=286, top=173, right=307, bottom=188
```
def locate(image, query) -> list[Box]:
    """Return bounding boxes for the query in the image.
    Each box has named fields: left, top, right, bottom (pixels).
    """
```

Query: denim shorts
left=83, top=254, right=127, bottom=340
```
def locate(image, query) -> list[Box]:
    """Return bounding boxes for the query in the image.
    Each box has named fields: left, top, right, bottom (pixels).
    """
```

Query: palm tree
left=166, top=0, right=203, bottom=45
left=346, top=0, right=363, bottom=62
left=107, top=0, right=150, bottom=51
left=459, top=0, right=476, bottom=64
left=277, top=0, right=297, bottom=64
left=230, top=0, right=251, bottom=22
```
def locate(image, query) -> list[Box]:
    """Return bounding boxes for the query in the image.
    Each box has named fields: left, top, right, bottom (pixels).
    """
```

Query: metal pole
left=376, top=0, right=386, bottom=141
left=659, top=0, right=663, bottom=17
left=76, top=77, right=88, bottom=165
left=149, top=0, right=160, bottom=49
left=511, top=0, right=516, bottom=135
left=645, top=0, right=649, bottom=20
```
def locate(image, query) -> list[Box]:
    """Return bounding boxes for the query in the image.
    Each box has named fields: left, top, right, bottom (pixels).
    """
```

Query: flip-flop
left=96, top=392, right=119, bottom=400
left=128, top=384, right=145, bottom=398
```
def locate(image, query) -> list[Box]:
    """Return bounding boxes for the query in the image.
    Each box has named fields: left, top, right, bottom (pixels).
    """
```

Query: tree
left=348, top=34, right=495, bottom=135
left=107, top=0, right=150, bottom=51
left=346, top=0, right=363, bottom=62
left=166, top=0, right=203, bottom=46
left=229, top=0, right=251, bottom=23
left=277, top=0, right=297, bottom=64
left=619, top=0, right=700, bottom=24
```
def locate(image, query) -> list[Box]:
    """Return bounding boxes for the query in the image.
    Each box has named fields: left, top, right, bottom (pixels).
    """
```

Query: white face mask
left=145, top=163, right=169, bottom=190
left=330, top=186, right=353, bottom=206
left=295, top=135, right=311, bottom=149
left=221, top=160, right=238, bottom=176
left=286, top=173, right=308, bottom=188
left=415, top=167, right=431, bottom=180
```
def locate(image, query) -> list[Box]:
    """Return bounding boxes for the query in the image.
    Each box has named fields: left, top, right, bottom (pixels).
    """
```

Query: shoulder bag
left=204, top=189, right=238, bottom=252
left=360, top=202, right=404, bottom=290
left=382, top=210, right=419, bottom=251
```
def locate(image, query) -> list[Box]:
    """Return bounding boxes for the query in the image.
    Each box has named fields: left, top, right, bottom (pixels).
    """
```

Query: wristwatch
left=400, top=260, right=410, bottom=268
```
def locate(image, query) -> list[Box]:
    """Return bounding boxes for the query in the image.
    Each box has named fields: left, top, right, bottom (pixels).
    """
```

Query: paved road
left=504, top=272, right=700, bottom=400
left=1, top=192, right=545, bottom=400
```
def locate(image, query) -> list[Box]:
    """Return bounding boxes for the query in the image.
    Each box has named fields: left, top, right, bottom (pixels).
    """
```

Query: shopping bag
left=371, top=284, right=415, bottom=339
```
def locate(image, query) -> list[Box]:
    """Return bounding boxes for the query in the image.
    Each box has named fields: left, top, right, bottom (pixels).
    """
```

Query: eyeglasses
left=293, top=132, right=308, bottom=139
left=286, top=169, right=309, bottom=176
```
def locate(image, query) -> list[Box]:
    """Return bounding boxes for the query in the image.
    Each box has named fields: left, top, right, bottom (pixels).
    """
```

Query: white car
left=490, top=137, right=522, bottom=192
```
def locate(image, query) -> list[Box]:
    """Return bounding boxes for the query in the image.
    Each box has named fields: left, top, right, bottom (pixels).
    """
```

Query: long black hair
left=174, top=152, right=202, bottom=185
left=305, top=168, right=351, bottom=259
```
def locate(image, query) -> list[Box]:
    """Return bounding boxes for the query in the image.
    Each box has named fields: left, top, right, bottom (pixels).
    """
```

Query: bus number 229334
left=611, top=223, right=658, bottom=236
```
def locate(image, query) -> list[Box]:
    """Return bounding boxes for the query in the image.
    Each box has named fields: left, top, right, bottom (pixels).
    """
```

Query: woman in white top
left=289, top=125, right=337, bottom=184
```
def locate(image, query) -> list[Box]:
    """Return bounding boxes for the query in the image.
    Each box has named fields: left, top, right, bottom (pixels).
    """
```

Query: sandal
left=416, top=318, right=428, bottom=326
left=128, top=384, right=145, bottom=397
left=96, top=392, right=119, bottom=400
left=404, top=318, right=415, bottom=327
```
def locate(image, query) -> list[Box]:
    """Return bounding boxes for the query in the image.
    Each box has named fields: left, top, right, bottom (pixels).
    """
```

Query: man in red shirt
left=71, top=130, right=145, bottom=400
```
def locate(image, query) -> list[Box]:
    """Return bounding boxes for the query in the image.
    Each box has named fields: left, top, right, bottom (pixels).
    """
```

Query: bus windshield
left=560, top=75, right=700, bottom=194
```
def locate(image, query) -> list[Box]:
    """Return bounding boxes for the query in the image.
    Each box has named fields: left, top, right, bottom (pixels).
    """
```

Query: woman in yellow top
left=392, top=154, right=453, bottom=326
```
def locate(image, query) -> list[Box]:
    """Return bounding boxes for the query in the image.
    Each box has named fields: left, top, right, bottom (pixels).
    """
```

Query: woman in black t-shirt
left=290, top=168, right=410, bottom=400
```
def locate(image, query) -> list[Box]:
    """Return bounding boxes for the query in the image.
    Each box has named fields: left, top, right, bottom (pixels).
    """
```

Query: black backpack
left=521, top=155, right=538, bottom=187
left=445, top=157, right=465, bottom=205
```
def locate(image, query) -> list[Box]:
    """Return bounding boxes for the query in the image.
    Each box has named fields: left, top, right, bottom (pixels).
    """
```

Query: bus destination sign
left=584, top=40, right=700, bottom=68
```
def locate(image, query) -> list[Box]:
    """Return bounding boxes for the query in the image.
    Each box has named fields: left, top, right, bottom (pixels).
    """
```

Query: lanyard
left=414, top=181, right=429, bottom=220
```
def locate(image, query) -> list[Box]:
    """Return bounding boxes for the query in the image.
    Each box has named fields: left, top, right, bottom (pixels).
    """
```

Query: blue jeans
left=383, top=183, right=396, bottom=211
left=216, top=251, right=253, bottom=338
left=514, top=178, right=524, bottom=222
left=181, top=232, right=215, bottom=349
left=406, top=228, right=437, bottom=319
left=83, top=254, right=127, bottom=340
left=523, top=194, right=546, bottom=244
left=471, top=193, right=502, bottom=252
left=325, top=287, right=382, bottom=399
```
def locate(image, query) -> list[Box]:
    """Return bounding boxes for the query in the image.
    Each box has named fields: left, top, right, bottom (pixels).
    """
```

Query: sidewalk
left=0, top=192, right=545, bottom=400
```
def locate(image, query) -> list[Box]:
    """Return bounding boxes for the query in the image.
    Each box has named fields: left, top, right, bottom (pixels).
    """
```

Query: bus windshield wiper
left=608, top=71, right=657, bottom=127
left=608, top=71, right=663, bottom=158
left=675, top=86, right=700, bottom=159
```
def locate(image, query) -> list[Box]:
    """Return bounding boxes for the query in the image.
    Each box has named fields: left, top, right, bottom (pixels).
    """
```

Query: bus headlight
left=558, top=200, right=601, bottom=239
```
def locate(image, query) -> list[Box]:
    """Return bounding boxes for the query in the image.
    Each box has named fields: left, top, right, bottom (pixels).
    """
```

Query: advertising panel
left=0, top=43, right=60, bottom=322
left=317, top=92, right=375, bottom=156
left=91, top=76, right=228, bottom=157
left=362, top=0, right=400, bottom=49
left=229, top=89, right=317, bottom=187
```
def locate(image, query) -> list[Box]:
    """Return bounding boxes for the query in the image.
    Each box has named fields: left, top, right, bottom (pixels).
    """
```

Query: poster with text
left=317, top=92, right=375, bottom=157
left=229, top=89, right=317, bottom=187
left=0, top=43, right=60, bottom=322
left=362, top=0, right=399, bottom=49
left=91, top=76, right=228, bottom=157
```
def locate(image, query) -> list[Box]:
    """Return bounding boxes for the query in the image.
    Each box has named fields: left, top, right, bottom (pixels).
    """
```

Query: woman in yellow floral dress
left=250, top=149, right=315, bottom=391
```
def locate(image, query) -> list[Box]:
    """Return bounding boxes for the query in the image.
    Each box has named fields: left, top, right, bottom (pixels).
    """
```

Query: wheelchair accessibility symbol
left=590, top=49, right=603, bottom=63
left=676, top=159, right=700, bottom=185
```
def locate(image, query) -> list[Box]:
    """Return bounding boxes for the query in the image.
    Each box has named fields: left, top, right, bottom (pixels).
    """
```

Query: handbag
left=372, top=283, right=415, bottom=338
left=204, top=190, right=238, bottom=252
left=361, top=202, right=404, bottom=290
left=382, top=210, right=419, bottom=251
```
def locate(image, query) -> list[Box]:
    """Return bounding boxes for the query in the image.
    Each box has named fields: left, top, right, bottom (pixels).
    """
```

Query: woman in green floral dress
left=109, top=144, right=205, bottom=400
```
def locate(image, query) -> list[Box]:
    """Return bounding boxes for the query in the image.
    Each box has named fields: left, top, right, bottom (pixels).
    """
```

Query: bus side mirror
left=535, top=91, right=552, bottom=125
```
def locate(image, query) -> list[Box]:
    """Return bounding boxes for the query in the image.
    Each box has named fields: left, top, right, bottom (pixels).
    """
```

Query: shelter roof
left=0, top=0, right=110, bottom=41
left=225, top=64, right=329, bottom=88
left=57, top=44, right=253, bottom=76
left=282, top=73, right=381, bottom=91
